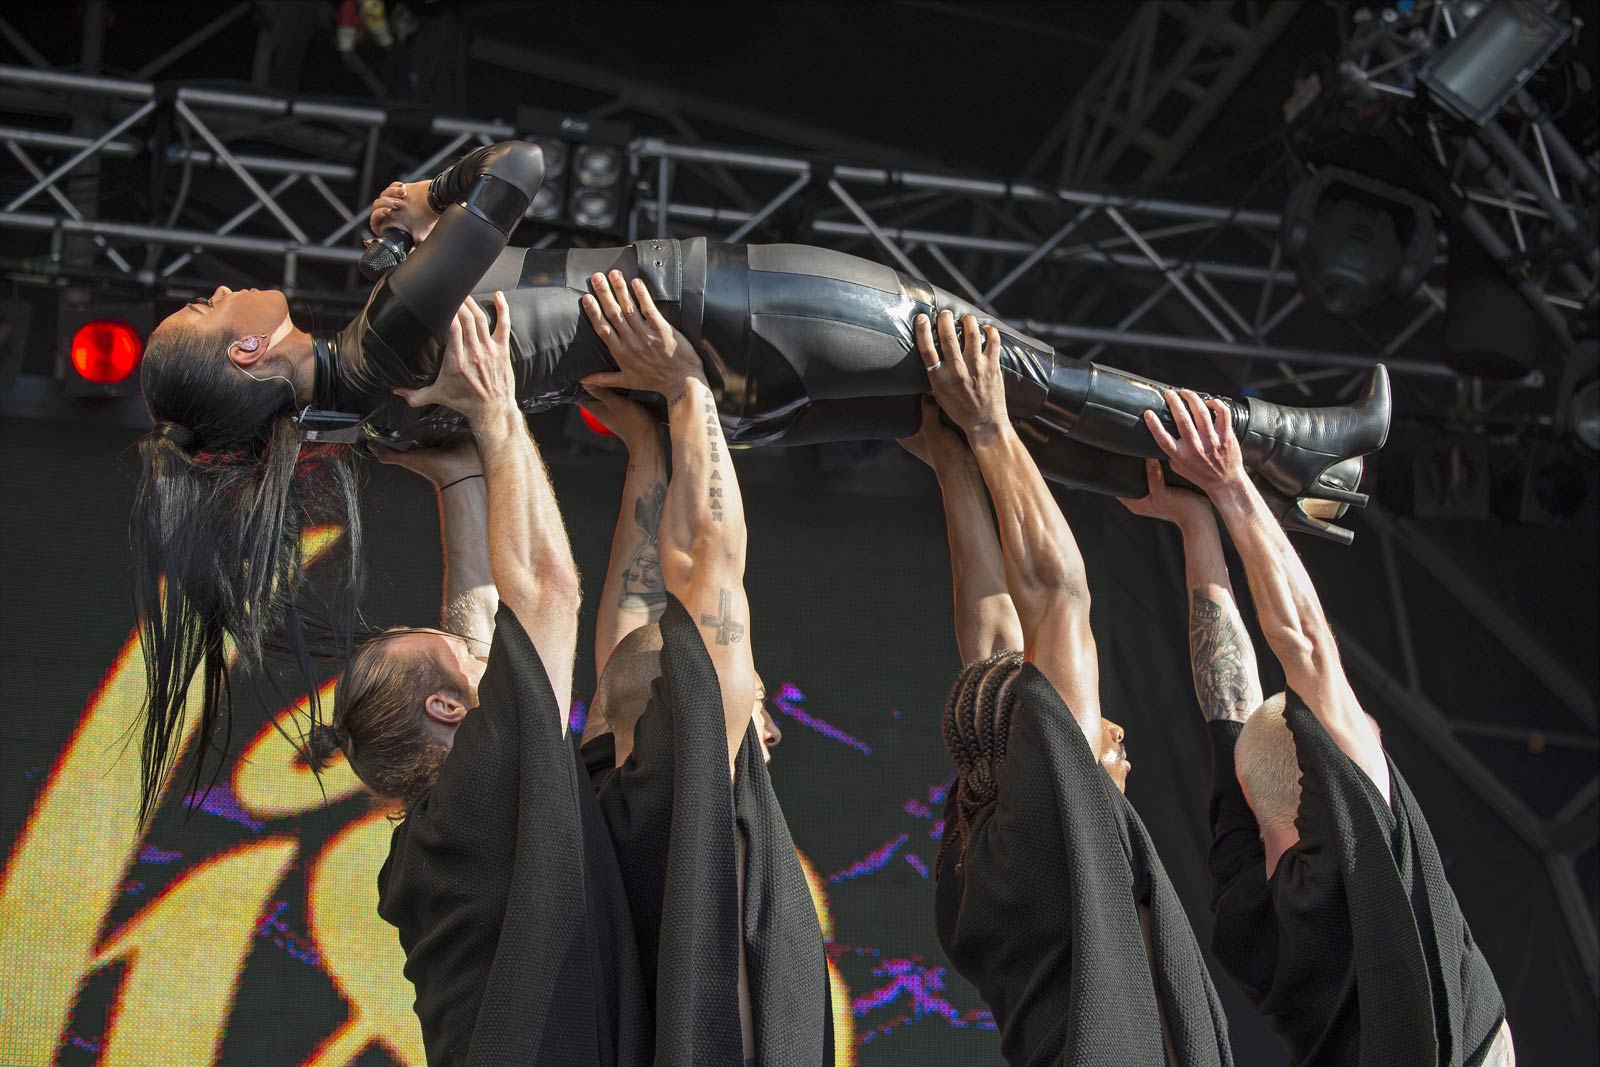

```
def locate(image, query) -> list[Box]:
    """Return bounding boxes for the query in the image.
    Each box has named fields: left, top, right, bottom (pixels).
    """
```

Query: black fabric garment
left=934, top=664, right=1233, bottom=1067
left=376, top=606, right=651, bottom=1066
left=1207, top=693, right=1507, bottom=1066
left=597, top=595, right=832, bottom=1067
left=583, top=731, right=618, bottom=792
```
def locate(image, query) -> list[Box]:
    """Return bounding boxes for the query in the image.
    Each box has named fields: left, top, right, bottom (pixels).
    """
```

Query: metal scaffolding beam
left=0, top=60, right=1476, bottom=383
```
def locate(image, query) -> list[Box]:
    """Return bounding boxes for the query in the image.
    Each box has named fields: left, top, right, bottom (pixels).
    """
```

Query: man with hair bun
left=314, top=293, right=650, bottom=1066
left=915, top=309, right=1233, bottom=1067
left=1143, top=386, right=1513, bottom=1066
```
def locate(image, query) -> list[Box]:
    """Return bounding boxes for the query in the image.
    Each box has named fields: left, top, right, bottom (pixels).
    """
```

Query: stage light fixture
left=1281, top=166, right=1438, bottom=318
left=1420, top=0, right=1570, bottom=126
left=575, top=145, right=622, bottom=188
left=57, top=296, right=153, bottom=396
left=571, top=189, right=618, bottom=230
left=69, top=321, right=144, bottom=384
left=515, top=106, right=632, bottom=234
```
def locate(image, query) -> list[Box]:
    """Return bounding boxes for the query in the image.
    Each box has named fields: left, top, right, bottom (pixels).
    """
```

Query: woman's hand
left=395, top=292, right=516, bottom=428
left=368, top=179, right=438, bottom=243
left=579, top=384, right=661, bottom=453
left=578, top=270, right=706, bottom=403
left=916, top=310, right=1010, bottom=444
left=1118, top=459, right=1212, bottom=527
left=374, top=438, right=483, bottom=487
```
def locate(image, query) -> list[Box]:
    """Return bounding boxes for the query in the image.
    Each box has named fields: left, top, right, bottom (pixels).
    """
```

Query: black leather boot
left=1031, top=360, right=1391, bottom=504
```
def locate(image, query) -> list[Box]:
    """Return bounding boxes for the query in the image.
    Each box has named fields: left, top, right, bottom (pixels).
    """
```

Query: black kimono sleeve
left=1283, top=693, right=1506, bottom=1067
left=1204, top=721, right=1278, bottom=1003
left=934, top=665, right=1231, bottom=1067
left=597, top=595, right=831, bottom=1067
left=377, top=605, right=650, bottom=1067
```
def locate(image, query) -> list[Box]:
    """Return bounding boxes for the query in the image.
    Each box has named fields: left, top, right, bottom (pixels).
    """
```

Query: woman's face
left=154, top=286, right=291, bottom=348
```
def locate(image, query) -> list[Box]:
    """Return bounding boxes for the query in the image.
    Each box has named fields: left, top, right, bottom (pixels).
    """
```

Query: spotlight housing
left=1419, top=0, right=1570, bottom=126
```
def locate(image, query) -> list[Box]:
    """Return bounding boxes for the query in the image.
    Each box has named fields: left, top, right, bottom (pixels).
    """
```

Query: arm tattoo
left=618, top=482, right=666, bottom=611
left=1189, top=592, right=1253, bottom=723
left=698, top=588, right=745, bottom=645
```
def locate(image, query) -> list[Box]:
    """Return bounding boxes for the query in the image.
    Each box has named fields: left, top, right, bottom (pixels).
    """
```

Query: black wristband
left=439, top=473, right=484, bottom=492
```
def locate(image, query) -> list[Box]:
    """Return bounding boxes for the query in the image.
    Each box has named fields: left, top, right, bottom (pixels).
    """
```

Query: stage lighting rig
left=515, top=106, right=633, bottom=237
left=1281, top=165, right=1438, bottom=316
left=1283, top=0, right=1598, bottom=351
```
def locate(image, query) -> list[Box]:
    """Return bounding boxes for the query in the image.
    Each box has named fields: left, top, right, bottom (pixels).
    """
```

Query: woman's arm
left=385, top=142, right=543, bottom=340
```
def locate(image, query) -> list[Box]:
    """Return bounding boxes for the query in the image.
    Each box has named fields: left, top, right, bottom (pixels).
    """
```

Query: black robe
left=1207, top=691, right=1507, bottom=1066
left=376, top=606, right=652, bottom=1066
left=597, top=595, right=833, bottom=1067
left=934, top=664, right=1233, bottom=1067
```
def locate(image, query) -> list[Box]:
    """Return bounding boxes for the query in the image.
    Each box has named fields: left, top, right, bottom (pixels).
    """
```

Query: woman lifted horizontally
left=129, top=139, right=1389, bottom=822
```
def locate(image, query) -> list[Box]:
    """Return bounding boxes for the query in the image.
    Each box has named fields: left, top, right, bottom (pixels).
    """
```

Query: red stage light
left=578, top=407, right=614, bottom=437
left=69, top=320, right=144, bottom=384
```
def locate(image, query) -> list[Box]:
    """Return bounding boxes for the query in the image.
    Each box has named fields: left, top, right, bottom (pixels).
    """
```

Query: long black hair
left=131, top=321, right=364, bottom=826
left=936, top=650, right=1025, bottom=877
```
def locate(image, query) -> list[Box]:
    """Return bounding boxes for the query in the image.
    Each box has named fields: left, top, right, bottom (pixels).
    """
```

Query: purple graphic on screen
left=842, top=948, right=997, bottom=1042
left=181, top=784, right=266, bottom=832
left=828, top=833, right=909, bottom=884
left=137, top=845, right=182, bottom=864
left=770, top=683, right=872, bottom=755
left=903, top=853, right=929, bottom=879
left=255, top=899, right=323, bottom=968
left=568, top=698, right=588, bottom=738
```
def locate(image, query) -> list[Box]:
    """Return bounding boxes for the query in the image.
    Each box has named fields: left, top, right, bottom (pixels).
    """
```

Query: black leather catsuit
left=309, top=142, right=1390, bottom=514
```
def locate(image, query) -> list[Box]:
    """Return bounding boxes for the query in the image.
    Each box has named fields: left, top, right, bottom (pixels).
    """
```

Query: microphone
left=360, top=226, right=414, bottom=281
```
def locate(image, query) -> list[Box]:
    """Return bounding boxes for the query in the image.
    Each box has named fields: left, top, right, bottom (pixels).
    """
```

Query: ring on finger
left=926, top=359, right=944, bottom=373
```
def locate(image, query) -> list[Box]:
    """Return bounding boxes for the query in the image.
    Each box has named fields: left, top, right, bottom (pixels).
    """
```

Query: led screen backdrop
left=4, top=417, right=1592, bottom=1067
left=0, top=419, right=1012, bottom=1066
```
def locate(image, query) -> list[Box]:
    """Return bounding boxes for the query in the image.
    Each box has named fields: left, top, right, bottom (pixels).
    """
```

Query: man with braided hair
left=915, top=308, right=1232, bottom=1067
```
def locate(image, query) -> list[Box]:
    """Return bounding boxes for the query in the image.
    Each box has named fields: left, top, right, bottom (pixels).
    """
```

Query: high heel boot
left=1025, top=359, right=1391, bottom=504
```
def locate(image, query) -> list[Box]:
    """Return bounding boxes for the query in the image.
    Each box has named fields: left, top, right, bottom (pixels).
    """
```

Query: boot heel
left=1254, top=476, right=1358, bottom=545
left=1281, top=501, right=1355, bottom=546
left=1310, top=479, right=1369, bottom=508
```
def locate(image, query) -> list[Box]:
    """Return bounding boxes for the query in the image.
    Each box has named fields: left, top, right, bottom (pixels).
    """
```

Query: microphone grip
left=360, top=226, right=415, bottom=281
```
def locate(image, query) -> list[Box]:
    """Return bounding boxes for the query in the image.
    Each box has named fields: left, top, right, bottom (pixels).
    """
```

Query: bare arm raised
left=900, top=396, right=1023, bottom=665
left=918, top=309, right=1102, bottom=745
left=376, top=441, right=498, bottom=655
left=581, top=386, right=670, bottom=681
left=1146, top=389, right=1388, bottom=798
left=1120, top=460, right=1261, bottom=724
left=396, top=292, right=582, bottom=729
left=581, top=270, right=757, bottom=770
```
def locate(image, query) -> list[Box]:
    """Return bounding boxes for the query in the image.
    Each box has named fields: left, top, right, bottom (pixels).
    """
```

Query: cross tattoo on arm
left=699, top=588, right=746, bottom=645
